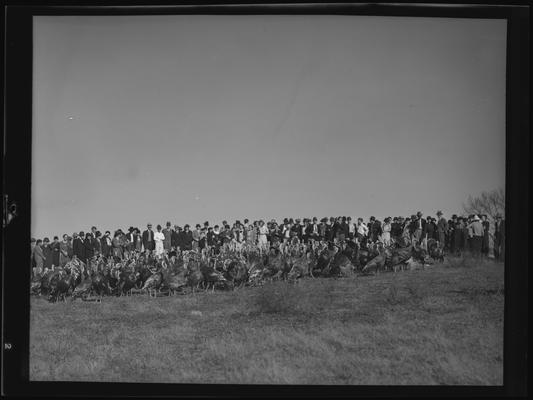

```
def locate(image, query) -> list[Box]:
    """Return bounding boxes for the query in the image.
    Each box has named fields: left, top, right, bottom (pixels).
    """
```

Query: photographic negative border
left=3, top=1, right=529, bottom=397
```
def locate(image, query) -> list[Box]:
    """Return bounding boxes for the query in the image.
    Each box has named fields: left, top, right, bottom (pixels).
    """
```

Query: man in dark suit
left=142, top=223, right=155, bottom=252
left=73, top=232, right=85, bottom=262
left=423, top=217, right=437, bottom=241
left=369, top=216, right=382, bottom=243
left=84, top=233, right=95, bottom=262
left=171, top=225, right=180, bottom=250
left=180, top=224, right=193, bottom=251
left=391, top=217, right=402, bottom=241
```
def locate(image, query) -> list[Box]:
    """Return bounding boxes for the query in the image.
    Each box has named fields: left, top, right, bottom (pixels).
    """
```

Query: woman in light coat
left=154, top=225, right=165, bottom=256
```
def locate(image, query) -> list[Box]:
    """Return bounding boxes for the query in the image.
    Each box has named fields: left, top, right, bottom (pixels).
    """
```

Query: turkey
left=331, top=251, right=355, bottom=277
left=92, top=268, right=113, bottom=299
left=49, top=269, right=76, bottom=302
left=184, top=254, right=204, bottom=293
left=141, top=270, right=163, bottom=297
left=166, top=269, right=188, bottom=296
left=286, top=251, right=309, bottom=283
left=117, top=269, right=140, bottom=296
left=264, top=248, right=289, bottom=281
left=71, top=271, right=93, bottom=301
left=387, top=245, right=414, bottom=272
left=200, top=258, right=231, bottom=291
left=426, top=238, right=445, bottom=262
left=223, top=258, right=248, bottom=289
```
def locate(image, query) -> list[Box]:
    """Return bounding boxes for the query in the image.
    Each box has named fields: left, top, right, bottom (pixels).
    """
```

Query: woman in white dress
left=154, top=224, right=165, bottom=256
left=257, top=220, right=269, bottom=251
left=381, top=217, right=392, bottom=246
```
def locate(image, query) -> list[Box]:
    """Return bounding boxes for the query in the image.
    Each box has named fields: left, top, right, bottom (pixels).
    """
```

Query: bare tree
left=462, top=188, right=505, bottom=220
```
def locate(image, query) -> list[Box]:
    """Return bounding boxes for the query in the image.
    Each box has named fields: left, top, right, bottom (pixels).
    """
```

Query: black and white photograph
left=2, top=2, right=528, bottom=393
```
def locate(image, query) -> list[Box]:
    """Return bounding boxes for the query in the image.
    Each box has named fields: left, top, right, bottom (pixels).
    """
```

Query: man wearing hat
left=467, top=215, right=484, bottom=257
left=142, top=223, right=155, bottom=252
left=125, top=227, right=136, bottom=257
left=436, top=211, right=448, bottom=248
left=412, top=212, right=426, bottom=244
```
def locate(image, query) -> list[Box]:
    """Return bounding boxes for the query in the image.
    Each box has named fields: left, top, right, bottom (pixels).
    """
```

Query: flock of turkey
left=30, top=238, right=444, bottom=303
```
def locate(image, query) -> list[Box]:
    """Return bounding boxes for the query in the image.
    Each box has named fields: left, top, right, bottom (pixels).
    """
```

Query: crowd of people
left=31, top=210, right=505, bottom=274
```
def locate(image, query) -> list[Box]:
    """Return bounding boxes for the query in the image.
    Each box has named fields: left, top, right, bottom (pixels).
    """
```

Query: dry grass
left=30, top=256, right=504, bottom=384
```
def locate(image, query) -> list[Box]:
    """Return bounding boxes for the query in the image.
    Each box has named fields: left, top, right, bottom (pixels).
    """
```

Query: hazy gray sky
left=32, top=15, right=506, bottom=238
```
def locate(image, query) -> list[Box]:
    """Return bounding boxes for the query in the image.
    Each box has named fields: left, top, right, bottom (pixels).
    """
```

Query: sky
left=32, top=15, right=506, bottom=238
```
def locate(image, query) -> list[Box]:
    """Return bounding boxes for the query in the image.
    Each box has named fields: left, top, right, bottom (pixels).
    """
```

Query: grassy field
left=30, top=256, right=504, bottom=385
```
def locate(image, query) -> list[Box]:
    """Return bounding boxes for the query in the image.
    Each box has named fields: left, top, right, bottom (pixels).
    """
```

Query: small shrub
left=385, top=283, right=404, bottom=306
left=250, top=281, right=302, bottom=314
left=405, top=281, right=425, bottom=301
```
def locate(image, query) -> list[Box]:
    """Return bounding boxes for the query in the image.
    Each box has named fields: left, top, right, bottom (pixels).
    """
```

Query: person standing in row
left=369, top=216, right=382, bottom=243
left=154, top=224, right=165, bottom=256
left=101, top=231, right=113, bottom=258
left=34, top=239, right=45, bottom=273
left=181, top=225, right=193, bottom=251
left=84, top=233, right=95, bottom=262
left=412, top=212, right=426, bottom=244
left=60, top=234, right=70, bottom=266
left=112, top=230, right=123, bottom=260
left=192, top=224, right=201, bottom=252
left=142, top=223, right=155, bottom=252
left=257, top=220, right=269, bottom=251
left=93, top=231, right=102, bottom=257
left=448, top=215, right=458, bottom=252
left=134, top=228, right=142, bottom=252
left=43, top=238, right=53, bottom=269
left=468, top=215, right=484, bottom=257
left=73, top=232, right=85, bottom=262
left=481, top=215, right=490, bottom=257
left=171, top=225, right=180, bottom=251
left=125, top=228, right=135, bottom=258
left=163, top=222, right=172, bottom=252
left=51, top=236, right=61, bottom=267
left=436, top=211, right=448, bottom=248
left=381, top=217, right=392, bottom=246
left=356, top=218, right=368, bottom=243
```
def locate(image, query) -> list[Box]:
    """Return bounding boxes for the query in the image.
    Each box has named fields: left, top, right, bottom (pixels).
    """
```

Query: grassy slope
left=30, top=257, right=504, bottom=385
